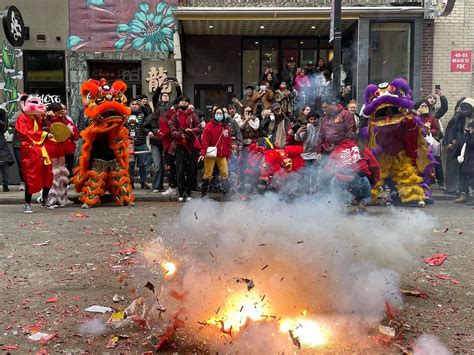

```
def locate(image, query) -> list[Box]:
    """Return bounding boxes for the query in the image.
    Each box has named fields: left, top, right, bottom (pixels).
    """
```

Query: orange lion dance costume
left=73, top=79, right=134, bottom=208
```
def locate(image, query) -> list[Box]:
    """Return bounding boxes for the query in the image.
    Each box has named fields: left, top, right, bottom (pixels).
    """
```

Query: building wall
left=421, top=20, right=434, bottom=98
left=432, top=0, right=474, bottom=122
left=183, top=35, right=242, bottom=101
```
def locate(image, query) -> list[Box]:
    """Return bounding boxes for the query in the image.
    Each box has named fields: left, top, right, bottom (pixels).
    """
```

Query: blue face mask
left=215, top=114, right=223, bottom=122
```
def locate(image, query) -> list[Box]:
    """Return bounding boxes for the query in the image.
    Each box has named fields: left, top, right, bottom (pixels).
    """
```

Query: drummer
left=44, top=103, right=79, bottom=207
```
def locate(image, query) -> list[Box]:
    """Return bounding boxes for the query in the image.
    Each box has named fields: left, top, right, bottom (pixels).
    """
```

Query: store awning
left=174, top=6, right=424, bottom=35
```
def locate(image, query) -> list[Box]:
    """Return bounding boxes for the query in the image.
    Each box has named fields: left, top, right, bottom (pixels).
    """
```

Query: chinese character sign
left=146, top=66, right=172, bottom=94
left=451, top=50, right=472, bottom=72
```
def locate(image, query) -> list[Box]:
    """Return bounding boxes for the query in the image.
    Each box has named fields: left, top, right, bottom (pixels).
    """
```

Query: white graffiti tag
left=10, top=12, right=22, bottom=40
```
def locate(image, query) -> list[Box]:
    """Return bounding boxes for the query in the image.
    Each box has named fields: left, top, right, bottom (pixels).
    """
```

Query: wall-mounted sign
left=2, top=5, right=26, bottom=47
left=451, top=50, right=472, bottom=73
left=424, top=0, right=456, bottom=19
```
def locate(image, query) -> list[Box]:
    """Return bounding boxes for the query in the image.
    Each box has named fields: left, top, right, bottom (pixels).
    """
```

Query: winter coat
left=326, top=139, right=380, bottom=184
left=169, top=108, right=202, bottom=154
left=420, top=113, right=440, bottom=137
left=458, top=131, right=474, bottom=176
left=295, top=123, right=320, bottom=160
left=144, top=112, right=161, bottom=146
left=157, top=110, right=174, bottom=152
left=252, top=89, right=274, bottom=111
left=294, top=74, right=311, bottom=92
left=0, top=112, right=14, bottom=166
left=125, top=109, right=147, bottom=146
left=317, top=108, right=356, bottom=154
left=226, top=116, right=243, bottom=148
left=428, top=95, right=448, bottom=120
left=8, top=112, right=22, bottom=149
left=274, top=89, right=294, bottom=114
left=200, top=120, right=232, bottom=159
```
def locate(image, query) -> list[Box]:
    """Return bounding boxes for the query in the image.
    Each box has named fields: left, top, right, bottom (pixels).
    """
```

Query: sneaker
left=40, top=197, right=55, bottom=210
left=162, top=187, right=177, bottom=196
left=152, top=189, right=160, bottom=193
left=141, top=182, right=150, bottom=189
left=19, top=182, right=25, bottom=191
left=81, top=203, right=90, bottom=209
left=185, top=196, right=192, bottom=202
left=177, top=196, right=184, bottom=203
left=23, top=204, right=33, bottom=214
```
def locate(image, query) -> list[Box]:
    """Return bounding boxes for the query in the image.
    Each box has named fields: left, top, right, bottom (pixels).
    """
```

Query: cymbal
left=50, top=122, right=71, bottom=143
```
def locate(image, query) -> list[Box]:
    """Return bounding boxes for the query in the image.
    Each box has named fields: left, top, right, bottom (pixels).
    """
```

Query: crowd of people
left=0, top=64, right=473, bottom=211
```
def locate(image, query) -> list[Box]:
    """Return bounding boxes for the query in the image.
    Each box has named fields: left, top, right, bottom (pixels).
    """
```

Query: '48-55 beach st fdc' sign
left=2, top=5, right=26, bottom=47
left=451, top=50, right=472, bottom=73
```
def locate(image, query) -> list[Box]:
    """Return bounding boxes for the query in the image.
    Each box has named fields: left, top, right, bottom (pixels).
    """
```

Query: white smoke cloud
left=413, top=334, right=451, bottom=355
left=145, top=193, right=434, bottom=351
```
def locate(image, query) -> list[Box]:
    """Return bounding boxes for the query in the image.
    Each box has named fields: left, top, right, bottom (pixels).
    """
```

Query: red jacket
left=157, top=110, right=173, bottom=152
left=420, top=113, right=440, bottom=137
left=317, top=108, right=356, bottom=154
left=169, top=108, right=202, bottom=153
left=200, top=120, right=232, bottom=159
left=326, top=139, right=380, bottom=184
left=47, top=115, right=79, bottom=156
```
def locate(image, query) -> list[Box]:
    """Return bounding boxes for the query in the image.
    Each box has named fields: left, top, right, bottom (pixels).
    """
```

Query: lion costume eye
left=86, top=93, right=93, bottom=101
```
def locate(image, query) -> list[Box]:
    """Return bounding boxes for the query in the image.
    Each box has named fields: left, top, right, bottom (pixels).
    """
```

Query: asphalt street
left=0, top=197, right=472, bottom=353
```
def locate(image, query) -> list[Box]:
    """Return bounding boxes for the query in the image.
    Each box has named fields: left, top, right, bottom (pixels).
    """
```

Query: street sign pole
left=330, top=0, right=342, bottom=98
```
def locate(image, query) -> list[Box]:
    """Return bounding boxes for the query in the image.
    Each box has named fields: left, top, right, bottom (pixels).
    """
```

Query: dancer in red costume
left=15, top=94, right=56, bottom=213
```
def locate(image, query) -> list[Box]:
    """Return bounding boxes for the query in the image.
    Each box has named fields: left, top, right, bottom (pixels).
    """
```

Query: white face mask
left=260, top=85, right=267, bottom=92
left=270, top=114, right=275, bottom=121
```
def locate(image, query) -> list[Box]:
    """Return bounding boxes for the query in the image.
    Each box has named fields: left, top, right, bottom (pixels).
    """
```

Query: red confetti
left=424, top=253, right=447, bottom=266
left=169, top=289, right=188, bottom=301
left=118, top=247, right=136, bottom=255
left=46, top=296, right=59, bottom=304
left=73, top=213, right=89, bottom=218
left=2, top=345, right=19, bottom=350
left=434, top=274, right=449, bottom=280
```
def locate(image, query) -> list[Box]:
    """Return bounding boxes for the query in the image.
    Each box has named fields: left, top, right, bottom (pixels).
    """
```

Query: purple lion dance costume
left=363, top=79, right=432, bottom=206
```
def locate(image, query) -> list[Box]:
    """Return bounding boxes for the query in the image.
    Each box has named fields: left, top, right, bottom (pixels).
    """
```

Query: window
left=242, top=39, right=260, bottom=92
left=261, top=39, right=279, bottom=74
left=24, top=51, right=66, bottom=103
left=369, top=22, right=412, bottom=84
left=299, top=39, right=317, bottom=67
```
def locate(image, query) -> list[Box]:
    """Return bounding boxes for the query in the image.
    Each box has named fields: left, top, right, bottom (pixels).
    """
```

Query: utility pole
left=330, top=0, right=342, bottom=98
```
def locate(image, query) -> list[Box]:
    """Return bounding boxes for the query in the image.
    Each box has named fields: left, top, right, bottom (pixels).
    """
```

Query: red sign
left=451, top=50, right=472, bottom=72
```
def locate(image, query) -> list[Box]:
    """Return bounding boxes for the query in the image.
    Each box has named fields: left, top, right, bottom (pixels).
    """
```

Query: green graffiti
left=1, top=42, right=21, bottom=123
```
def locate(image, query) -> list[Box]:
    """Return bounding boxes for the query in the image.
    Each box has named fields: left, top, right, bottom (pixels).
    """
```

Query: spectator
left=415, top=99, right=443, bottom=188
left=138, top=95, right=153, bottom=117
left=315, top=58, right=330, bottom=75
left=452, top=100, right=474, bottom=203
left=252, top=80, right=274, bottom=114
left=226, top=106, right=244, bottom=193
left=169, top=96, right=202, bottom=202
left=347, top=99, right=360, bottom=129
left=280, top=57, right=297, bottom=90
left=238, top=106, right=260, bottom=147
left=60, top=103, right=78, bottom=179
left=427, top=89, right=448, bottom=121
left=295, top=111, right=321, bottom=193
left=305, top=61, right=315, bottom=76
left=455, top=117, right=474, bottom=205
left=294, top=68, right=311, bottom=94
left=199, top=106, right=232, bottom=200
left=443, top=97, right=466, bottom=194
left=287, top=106, right=310, bottom=146
left=316, top=97, right=356, bottom=158
left=261, top=66, right=280, bottom=91
left=158, top=109, right=178, bottom=196
left=126, top=98, right=150, bottom=189
left=274, top=81, right=294, bottom=118
left=234, top=86, right=255, bottom=112
left=260, top=103, right=290, bottom=148
left=0, top=108, right=14, bottom=191
left=295, top=106, right=311, bottom=124
left=7, top=111, right=24, bottom=191
left=144, top=109, right=164, bottom=193
left=339, top=85, right=352, bottom=108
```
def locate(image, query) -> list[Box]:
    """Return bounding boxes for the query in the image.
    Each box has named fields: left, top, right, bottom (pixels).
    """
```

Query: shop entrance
left=194, top=84, right=234, bottom=119
left=88, top=61, right=142, bottom=101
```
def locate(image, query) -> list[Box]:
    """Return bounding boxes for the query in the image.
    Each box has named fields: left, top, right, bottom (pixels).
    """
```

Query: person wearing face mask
left=199, top=107, right=232, bottom=200
left=450, top=99, right=474, bottom=203
left=169, top=96, right=202, bottom=202
left=274, top=81, right=294, bottom=119
left=252, top=80, right=274, bottom=116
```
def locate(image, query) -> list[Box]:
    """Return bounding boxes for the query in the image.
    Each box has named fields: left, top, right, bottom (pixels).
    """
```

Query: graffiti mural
left=67, top=0, right=177, bottom=52
left=0, top=43, right=22, bottom=140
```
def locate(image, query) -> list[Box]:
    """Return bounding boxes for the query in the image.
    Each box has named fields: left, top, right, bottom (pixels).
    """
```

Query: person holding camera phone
left=126, top=98, right=150, bottom=190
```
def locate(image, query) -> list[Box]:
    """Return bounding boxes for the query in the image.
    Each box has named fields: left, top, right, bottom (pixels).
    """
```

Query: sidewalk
left=0, top=185, right=457, bottom=205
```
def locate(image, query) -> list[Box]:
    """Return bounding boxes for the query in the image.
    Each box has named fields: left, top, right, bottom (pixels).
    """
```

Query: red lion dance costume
left=73, top=79, right=134, bottom=208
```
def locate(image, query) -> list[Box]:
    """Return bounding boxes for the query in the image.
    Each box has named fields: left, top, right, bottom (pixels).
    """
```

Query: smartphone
left=167, top=76, right=178, bottom=82
left=435, top=84, right=441, bottom=90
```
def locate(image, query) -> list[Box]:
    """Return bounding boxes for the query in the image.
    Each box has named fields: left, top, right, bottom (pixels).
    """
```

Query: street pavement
left=0, top=196, right=472, bottom=353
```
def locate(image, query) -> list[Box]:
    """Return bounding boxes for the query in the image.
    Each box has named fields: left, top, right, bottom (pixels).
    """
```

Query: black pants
left=458, top=171, right=473, bottom=194
left=175, top=145, right=197, bottom=197
left=65, top=154, right=74, bottom=178
left=25, top=185, right=49, bottom=204
left=434, top=155, right=444, bottom=186
left=164, top=151, right=177, bottom=188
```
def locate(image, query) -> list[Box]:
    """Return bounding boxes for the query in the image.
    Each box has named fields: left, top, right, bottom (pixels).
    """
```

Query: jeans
left=164, top=151, right=177, bottom=188
left=150, top=144, right=164, bottom=190
left=13, top=147, right=24, bottom=182
left=1, top=164, right=9, bottom=186
left=331, top=175, right=371, bottom=203
left=175, top=145, right=197, bottom=197
left=129, top=144, right=150, bottom=184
